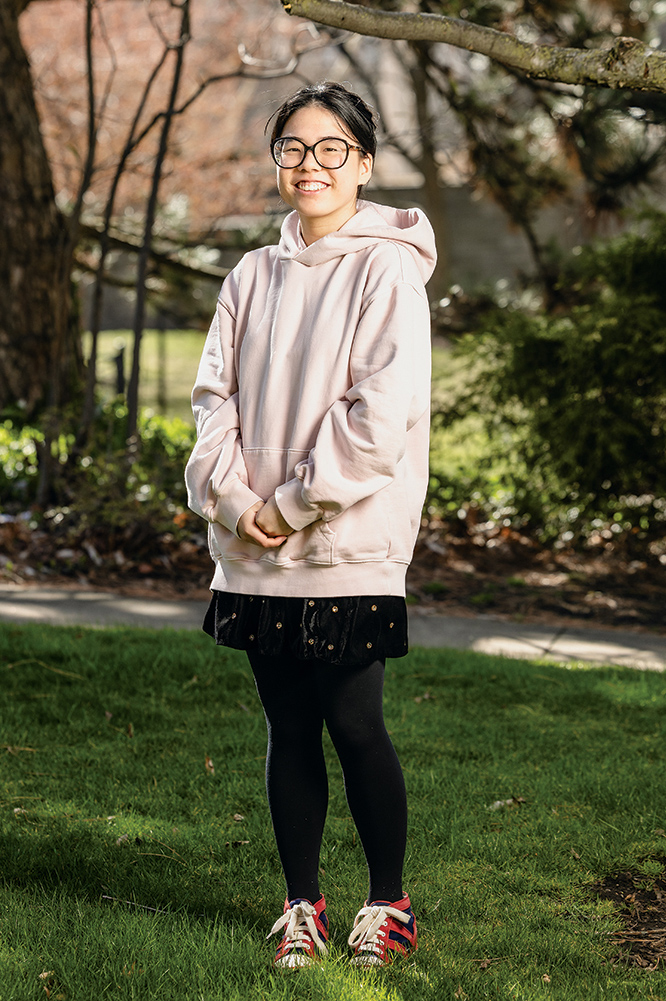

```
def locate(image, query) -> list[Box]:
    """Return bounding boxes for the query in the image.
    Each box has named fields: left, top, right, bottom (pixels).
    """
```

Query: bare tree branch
left=68, top=0, right=97, bottom=243
left=78, top=40, right=171, bottom=445
left=238, top=43, right=298, bottom=74
left=78, top=221, right=230, bottom=280
left=95, top=2, right=119, bottom=125
left=73, top=256, right=138, bottom=290
left=338, top=40, right=421, bottom=169
left=136, top=50, right=307, bottom=138
left=146, top=0, right=190, bottom=51
left=78, top=9, right=313, bottom=446
left=126, top=0, right=191, bottom=443
left=280, top=0, right=666, bottom=94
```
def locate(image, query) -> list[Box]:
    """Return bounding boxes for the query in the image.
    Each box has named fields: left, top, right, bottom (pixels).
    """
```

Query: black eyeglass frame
left=271, top=136, right=366, bottom=169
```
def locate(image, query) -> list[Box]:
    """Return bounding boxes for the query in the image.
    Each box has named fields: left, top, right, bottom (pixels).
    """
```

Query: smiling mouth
left=295, top=181, right=329, bottom=191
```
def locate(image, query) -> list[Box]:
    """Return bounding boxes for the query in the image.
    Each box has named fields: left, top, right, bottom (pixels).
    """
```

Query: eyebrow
left=278, top=134, right=350, bottom=142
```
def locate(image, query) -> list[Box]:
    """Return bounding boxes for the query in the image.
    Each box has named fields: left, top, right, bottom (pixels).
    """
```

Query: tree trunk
left=126, top=0, right=190, bottom=445
left=0, top=0, right=78, bottom=419
left=408, top=42, right=449, bottom=298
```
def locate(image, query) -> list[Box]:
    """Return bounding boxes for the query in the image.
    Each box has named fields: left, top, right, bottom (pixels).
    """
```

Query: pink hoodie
left=185, top=199, right=437, bottom=597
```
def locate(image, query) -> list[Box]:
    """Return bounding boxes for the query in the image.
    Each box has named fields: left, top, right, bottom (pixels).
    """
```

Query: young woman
left=185, top=82, right=436, bottom=968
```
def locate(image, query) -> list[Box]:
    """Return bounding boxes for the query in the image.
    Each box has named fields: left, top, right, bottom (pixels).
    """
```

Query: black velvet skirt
left=202, top=591, right=409, bottom=666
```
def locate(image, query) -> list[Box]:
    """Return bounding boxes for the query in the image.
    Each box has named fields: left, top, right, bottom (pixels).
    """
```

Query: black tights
left=248, top=651, right=407, bottom=905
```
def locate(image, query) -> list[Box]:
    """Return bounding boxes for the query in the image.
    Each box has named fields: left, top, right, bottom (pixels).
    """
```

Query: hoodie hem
left=209, top=557, right=407, bottom=598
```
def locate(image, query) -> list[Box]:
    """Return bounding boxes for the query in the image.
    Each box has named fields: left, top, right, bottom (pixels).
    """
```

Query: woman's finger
left=239, top=518, right=287, bottom=548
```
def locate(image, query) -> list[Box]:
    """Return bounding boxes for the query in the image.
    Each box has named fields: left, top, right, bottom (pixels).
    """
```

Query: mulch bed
left=407, top=524, right=666, bottom=633
left=1, top=515, right=665, bottom=635
left=591, top=859, right=666, bottom=971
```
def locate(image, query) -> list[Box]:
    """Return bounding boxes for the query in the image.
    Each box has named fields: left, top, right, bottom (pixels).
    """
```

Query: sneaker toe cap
left=275, top=952, right=315, bottom=969
left=350, top=954, right=385, bottom=968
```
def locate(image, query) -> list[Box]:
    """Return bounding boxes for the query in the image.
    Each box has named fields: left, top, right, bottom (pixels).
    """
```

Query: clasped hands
left=237, top=496, right=294, bottom=548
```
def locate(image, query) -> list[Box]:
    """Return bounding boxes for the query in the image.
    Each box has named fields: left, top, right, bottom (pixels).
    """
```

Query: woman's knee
left=325, top=713, right=387, bottom=758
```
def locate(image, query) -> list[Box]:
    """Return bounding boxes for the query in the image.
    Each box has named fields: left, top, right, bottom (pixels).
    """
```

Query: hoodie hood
left=278, top=199, right=437, bottom=285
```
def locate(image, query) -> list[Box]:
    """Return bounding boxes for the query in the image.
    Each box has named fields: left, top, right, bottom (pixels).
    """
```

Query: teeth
left=297, top=182, right=327, bottom=191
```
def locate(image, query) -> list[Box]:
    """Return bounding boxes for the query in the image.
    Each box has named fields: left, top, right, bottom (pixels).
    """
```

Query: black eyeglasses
left=271, top=136, right=365, bottom=169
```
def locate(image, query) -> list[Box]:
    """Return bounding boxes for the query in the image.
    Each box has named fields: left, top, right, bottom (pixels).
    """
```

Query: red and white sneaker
left=267, top=895, right=329, bottom=968
left=348, top=894, right=417, bottom=967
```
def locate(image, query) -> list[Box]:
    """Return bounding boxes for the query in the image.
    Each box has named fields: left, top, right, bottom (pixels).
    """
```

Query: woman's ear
left=358, top=154, right=373, bottom=187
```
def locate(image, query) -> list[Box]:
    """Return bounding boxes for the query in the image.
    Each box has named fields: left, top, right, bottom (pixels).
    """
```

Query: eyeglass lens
left=273, top=138, right=350, bottom=169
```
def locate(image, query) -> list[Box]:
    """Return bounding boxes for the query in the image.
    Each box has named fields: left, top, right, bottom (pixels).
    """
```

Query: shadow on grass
left=0, top=819, right=270, bottom=929
left=4, top=626, right=666, bottom=1000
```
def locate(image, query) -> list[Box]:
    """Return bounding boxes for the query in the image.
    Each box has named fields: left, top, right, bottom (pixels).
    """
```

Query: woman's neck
left=299, top=205, right=358, bottom=247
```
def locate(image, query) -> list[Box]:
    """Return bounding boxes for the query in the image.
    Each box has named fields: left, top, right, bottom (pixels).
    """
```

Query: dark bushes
left=431, top=210, right=666, bottom=548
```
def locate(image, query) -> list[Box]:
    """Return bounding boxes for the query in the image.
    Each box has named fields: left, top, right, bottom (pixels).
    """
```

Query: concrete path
left=1, top=584, right=664, bottom=670
left=408, top=612, right=666, bottom=671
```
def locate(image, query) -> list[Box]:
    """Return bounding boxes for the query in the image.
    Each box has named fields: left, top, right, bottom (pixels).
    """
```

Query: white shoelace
left=347, top=903, right=410, bottom=957
left=267, top=900, right=328, bottom=956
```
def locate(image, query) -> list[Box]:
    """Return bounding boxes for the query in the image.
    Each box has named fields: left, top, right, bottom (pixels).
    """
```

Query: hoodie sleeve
left=184, top=277, right=263, bottom=536
left=274, top=271, right=432, bottom=531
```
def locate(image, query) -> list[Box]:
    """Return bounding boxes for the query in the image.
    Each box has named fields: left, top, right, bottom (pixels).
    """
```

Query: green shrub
left=431, top=210, right=666, bottom=544
left=0, top=403, right=197, bottom=556
left=0, top=421, right=42, bottom=502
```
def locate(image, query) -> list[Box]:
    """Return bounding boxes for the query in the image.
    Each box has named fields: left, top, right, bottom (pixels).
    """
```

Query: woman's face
left=275, top=104, right=372, bottom=243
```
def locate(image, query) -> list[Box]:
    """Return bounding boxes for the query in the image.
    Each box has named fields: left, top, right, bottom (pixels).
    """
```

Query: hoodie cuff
left=275, top=478, right=322, bottom=532
left=212, top=479, right=263, bottom=538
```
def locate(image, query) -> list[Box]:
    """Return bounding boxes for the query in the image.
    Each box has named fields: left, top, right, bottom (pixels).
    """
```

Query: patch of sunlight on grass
left=82, top=329, right=205, bottom=423
left=2, top=625, right=666, bottom=1000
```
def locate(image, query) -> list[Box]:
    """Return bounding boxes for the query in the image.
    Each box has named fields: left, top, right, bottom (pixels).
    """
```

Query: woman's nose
left=299, top=148, right=320, bottom=169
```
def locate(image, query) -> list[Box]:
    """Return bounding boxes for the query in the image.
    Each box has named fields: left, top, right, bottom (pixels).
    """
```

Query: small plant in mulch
left=591, top=857, right=666, bottom=971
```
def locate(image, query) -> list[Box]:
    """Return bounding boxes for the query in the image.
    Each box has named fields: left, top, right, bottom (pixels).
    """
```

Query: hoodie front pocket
left=264, top=519, right=335, bottom=566
left=241, top=448, right=287, bottom=500
left=325, top=493, right=390, bottom=564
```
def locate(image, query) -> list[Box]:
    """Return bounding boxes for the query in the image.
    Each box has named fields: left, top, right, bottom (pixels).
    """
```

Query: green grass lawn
left=2, top=624, right=666, bottom=999
left=82, top=330, right=206, bottom=424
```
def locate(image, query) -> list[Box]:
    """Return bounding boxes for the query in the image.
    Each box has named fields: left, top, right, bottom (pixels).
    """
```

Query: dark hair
left=267, top=82, right=377, bottom=159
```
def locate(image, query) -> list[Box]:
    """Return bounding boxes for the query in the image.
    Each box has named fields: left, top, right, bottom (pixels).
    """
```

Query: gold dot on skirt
left=331, top=605, right=338, bottom=613
left=276, top=621, right=282, bottom=629
left=389, top=622, right=394, bottom=628
left=366, top=642, right=373, bottom=649
left=249, top=634, right=255, bottom=641
left=371, top=604, right=377, bottom=611
left=231, top=612, right=236, bottom=619
left=308, top=638, right=315, bottom=645
left=327, top=644, right=334, bottom=651
left=308, top=600, right=315, bottom=607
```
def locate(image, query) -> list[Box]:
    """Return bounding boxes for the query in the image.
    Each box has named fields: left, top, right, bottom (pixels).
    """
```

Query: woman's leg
left=315, top=658, right=407, bottom=904
left=248, top=651, right=328, bottom=903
